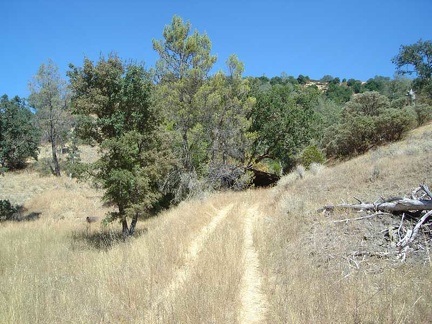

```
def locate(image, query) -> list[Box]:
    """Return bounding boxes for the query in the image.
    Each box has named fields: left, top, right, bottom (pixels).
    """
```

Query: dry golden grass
left=1, top=123, right=432, bottom=323
left=254, top=122, right=432, bottom=323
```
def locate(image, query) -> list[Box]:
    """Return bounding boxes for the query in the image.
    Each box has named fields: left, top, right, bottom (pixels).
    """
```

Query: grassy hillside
left=0, top=123, right=431, bottom=323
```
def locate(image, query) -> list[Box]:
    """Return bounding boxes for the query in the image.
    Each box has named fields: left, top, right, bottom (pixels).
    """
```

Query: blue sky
left=2, top=0, right=431, bottom=98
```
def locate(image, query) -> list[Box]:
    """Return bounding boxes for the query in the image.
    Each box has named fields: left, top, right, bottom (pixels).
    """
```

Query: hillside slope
left=0, top=123, right=431, bottom=323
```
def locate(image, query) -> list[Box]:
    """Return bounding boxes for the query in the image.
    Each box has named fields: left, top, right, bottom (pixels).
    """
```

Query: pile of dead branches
left=320, top=184, right=432, bottom=262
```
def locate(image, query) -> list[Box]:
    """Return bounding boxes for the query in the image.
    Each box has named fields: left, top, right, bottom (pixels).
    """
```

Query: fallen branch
left=323, top=199, right=432, bottom=213
left=420, top=184, right=432, bottom=199
left=398, top=210, right=432, bottom=248
left=332, top=212, right=389, bottom=223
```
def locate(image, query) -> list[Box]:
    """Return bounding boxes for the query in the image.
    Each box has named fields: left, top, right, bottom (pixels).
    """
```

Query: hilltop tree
left=0, top=95, right=40, bottom=171
left=68, top=54, right=173, bottom=236
left=28, top=59, right=71, bottom=176
left=392, top=39, right=432, bottom=100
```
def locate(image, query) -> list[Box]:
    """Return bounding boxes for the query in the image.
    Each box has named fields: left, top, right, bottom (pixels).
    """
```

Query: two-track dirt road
left=144, top=197, right=269, bottom=323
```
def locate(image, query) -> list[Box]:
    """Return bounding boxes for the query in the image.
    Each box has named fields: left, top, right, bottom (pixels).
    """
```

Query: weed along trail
left=145, top=203, right=234, bottom=321
left=239, top=204, right=269, bottom=324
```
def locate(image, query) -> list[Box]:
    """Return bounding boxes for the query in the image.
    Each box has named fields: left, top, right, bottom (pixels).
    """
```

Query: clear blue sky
left=2, top=0, right=431, bottom=98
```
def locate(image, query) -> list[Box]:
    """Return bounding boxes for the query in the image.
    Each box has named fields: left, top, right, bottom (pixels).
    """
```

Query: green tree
left=326, top=83, right=352, bottom=103
left=0, top=95, right=40, bottom=171
left=385, top=76, right=412, bottom=101
left=28, top=59, right=71, bottom=176
left=363, top=76, right=391, bottom=93
left=249, top=83, right=319, bottom=172
left=343, top=90, right=390, bottom=116
left=68, top=54, right=173, bottom=236
left=392, top=39, right=432, bottom=100
left=297, top=74, right=310, bottom=85
left=153, top=16, right=217, bottom=174
left=195, top=55, right=255, bottom=189
left=320, top=75, right=334, bottom=83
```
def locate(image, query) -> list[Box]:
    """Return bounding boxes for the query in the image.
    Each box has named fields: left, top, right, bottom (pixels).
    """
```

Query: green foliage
left=375, top=108, right=416, bottom=142
left=392, top=39, right=432, bottom=100
left=28, top=59, right=72, bottom=176
left=413, top=104, right=432, bottom=125
left=314, top=97, right=344, bottom=130
left=62, top=130, right=82, bottom=178
left=363, top=76, right=390, bottom=93
left=343, top=91, right=390, bottom=116
left=0, top=95, right=40, bottom=170
left=297, top=74, right=310, bottom=85
left=250, top=83, right=319, bottom=172
left=299, top=145, right=325, bottom=168
left=326, top=83, right=352, bottom=103
left=153, top=16, right=255, bottom=197
left=152, top=15, right=217, bottom=81
left=320, top=75, right=334, bottom=83
left=323, top=91, right=416, bottom=158
left=0, top=200, right=19, bottom=222
left=68, top=54, right=174, bottom=235
left=152, top=15, right=217, bottom=177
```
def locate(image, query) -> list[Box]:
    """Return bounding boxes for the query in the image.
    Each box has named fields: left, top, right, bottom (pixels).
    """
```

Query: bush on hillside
left=299, top=145, right=325, bottom=169
left=413, top=104, right=432, bottom=125
left=376, top=108, right=417, bottom=142
left=322, top=92, right=417, bottom=158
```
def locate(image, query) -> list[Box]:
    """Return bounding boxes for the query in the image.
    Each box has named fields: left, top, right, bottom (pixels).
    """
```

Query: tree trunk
left=182, top=131, right=193, bottom=172
left=129, top=212, right=138, bottom=236
left=51, top=141, right=61, bottom=176
left=50, top=120, right=61, bottom=177
left=122, top=218, right=129, bottom=238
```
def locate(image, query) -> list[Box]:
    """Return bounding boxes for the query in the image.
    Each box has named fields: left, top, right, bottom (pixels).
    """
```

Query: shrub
left=376, top=108, right=416, bottom=142
left=413, top=104, right=432, bottom=125
left=0, top=200, right=19, bottom=222
left=299, top=145, right=325, bottom=168
left=322, top=92, right=417, bottom=158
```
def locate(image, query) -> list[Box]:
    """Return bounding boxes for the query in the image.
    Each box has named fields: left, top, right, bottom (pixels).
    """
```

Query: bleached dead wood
left=320, top=185, right=432, bottom=262
left=397, top=210, right=432, bottom=248
left=332, top=212, right=389, bottom=223
left=322, top=199, right=432, bottom=213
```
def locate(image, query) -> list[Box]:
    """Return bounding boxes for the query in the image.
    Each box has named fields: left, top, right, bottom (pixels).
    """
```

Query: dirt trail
left=239, top=205, right=269, bottom=324
left=145, top=203, right=234, bottom=320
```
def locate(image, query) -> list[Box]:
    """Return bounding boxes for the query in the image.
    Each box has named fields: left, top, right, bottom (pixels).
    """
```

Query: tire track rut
left=239, top=205, right=268, bottom=323
left=145, top=203, right=234, bottom=320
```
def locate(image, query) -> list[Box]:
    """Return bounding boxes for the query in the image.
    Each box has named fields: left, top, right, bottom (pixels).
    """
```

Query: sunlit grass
left=1, top=123, right=432, bottom=323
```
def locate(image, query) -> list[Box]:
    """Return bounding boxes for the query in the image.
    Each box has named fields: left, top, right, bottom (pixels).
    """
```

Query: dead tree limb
left=322, top=199, right=432, bottom=213
left=332, top=212, right=390, bottom=223
left=398, top=210, right=432, bottom=248
left=420, top=184, right=432, bottom=199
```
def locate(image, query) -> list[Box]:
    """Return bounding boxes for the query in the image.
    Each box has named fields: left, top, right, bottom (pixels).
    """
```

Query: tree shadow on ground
left=70, top=227, right=148, bottom=251
left=0, top=202, right=41, bottom=222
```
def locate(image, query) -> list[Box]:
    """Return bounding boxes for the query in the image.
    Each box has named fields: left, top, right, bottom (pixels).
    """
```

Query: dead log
left=322, top=199, right=432, bottom=213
